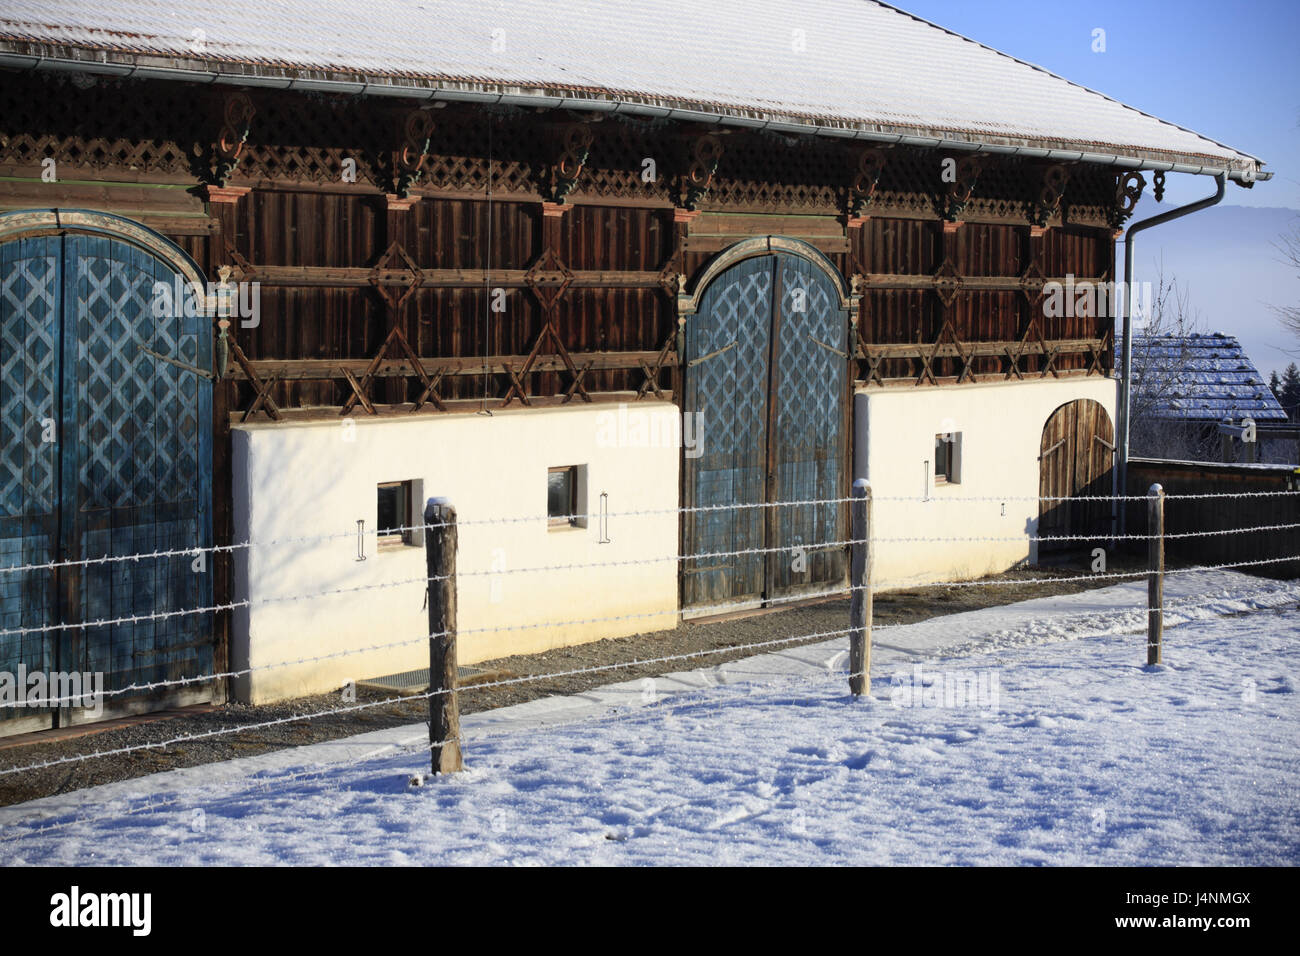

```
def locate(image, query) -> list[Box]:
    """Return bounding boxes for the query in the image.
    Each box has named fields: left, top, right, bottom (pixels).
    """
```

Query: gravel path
left=0, top=562, right=1142, bottom=807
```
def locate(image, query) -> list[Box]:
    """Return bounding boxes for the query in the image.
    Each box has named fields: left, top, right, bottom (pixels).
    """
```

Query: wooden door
left=769, top=253, right=849, bottom=600
left=682, top=251, right=849, bottom=611
left=682, top=255, right=772, bottom=609
left=1, top=231, right=213, bottom=729
left=0, top=236, right=61, bottom=730
left=1039, top=399, right=1115, bottom=548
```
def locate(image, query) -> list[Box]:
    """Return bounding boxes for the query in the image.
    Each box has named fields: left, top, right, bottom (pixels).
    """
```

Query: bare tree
left=1274, top=217, right=1300, bottom=338
left=1128, top=266, right=1212, bottom=461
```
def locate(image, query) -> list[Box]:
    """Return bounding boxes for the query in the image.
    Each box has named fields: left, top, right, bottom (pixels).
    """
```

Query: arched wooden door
left=1038, top=399, right=1115, bottom=549
left=1, top=221, right=212, bottom=729
left=681, top=248, right=849, bottom=612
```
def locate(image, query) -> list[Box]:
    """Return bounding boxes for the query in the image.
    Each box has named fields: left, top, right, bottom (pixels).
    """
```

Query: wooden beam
left=225, top=350, right=676, bottom=381
left=227, top=265, right=671, bottom=289
left=862, top=337, right=1104, bottom=361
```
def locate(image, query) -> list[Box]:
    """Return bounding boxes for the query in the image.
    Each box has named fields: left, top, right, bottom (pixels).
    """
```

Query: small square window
left=378, top=480, right=413, bottom=547
left=548, top=467, right=578, bottom=527
left=935, top=433, right=961, bottom=485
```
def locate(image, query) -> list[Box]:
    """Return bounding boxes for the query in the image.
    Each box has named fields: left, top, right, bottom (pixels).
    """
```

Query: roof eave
left=0, top=42, right=1271, bottom=184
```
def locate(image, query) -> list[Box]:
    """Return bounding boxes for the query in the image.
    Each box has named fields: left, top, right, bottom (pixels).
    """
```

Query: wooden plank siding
left=0, top=70, right=1134, bottom=681
left=1126, top=460, right=1300, bottom=579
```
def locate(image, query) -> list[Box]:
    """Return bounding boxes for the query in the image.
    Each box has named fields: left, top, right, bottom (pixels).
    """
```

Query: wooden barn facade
left=0, top=1, right=1267, bottom=725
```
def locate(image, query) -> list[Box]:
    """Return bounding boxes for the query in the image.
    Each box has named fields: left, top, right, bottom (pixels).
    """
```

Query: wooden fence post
left=425, top=497, right=462, bottom=773
left=849, top=478, right=873, bottom=696
left=1147, top=483, right=1164, bottom=666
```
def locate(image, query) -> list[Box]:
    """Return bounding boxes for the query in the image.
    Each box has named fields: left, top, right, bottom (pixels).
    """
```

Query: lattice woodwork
left=709, top=131, right=839, bottom=212
left=232, top=91, right=390, bottom=187
left=0, top=74, right=198, bottom=178
left=581, top=117, right=675, bottom=202
left=419, top=107, right=540, bottom=196
left=1, top=72, right=1131, bottom=231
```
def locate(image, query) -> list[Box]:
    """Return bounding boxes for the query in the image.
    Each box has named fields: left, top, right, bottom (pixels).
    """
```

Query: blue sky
left=897, top=0, right=1300, bottom=210
left=897, top=0, right=1299, bottom=375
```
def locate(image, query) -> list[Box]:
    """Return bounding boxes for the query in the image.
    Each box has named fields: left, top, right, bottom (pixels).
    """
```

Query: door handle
left=807, top=334, right=849, bottom=359
left=137, top=343, right=216, bottom=381
left=687, top=340, right=738, bottom=367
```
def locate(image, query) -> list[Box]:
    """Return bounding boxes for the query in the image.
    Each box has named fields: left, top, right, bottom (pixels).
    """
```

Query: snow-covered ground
left=3, top=571, right=1298, bottom=865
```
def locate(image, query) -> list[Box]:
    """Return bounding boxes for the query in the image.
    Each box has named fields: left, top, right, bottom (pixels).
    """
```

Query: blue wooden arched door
left=682, top=249, right=849, bottom=612
left=1, top=226, right=212, bottom=729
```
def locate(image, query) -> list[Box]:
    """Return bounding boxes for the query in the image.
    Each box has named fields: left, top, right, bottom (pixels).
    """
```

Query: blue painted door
left=1, top=232, right=212, bottom=727
left=682, top=251, right=848, bottom=611
left=770, top=254, right=849, bottom=600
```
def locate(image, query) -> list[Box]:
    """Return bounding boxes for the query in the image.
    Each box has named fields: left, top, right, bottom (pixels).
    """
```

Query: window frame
left=934, top=432, right=961, bottom=486
left=547, top=465, right=580, bottom=528
left=377, top=480, right=415, bottom=549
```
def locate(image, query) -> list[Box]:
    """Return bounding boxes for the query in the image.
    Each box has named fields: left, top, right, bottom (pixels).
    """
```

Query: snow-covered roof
left=0, top=0, right=1266, bottom=181
left=1132, top=333, right=1287, bottom=423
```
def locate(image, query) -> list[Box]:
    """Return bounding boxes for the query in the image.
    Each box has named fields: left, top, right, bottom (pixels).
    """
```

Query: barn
left=1130, top=332, right=1291, bottom=463
left=0, top=1, right=1268, bottom=727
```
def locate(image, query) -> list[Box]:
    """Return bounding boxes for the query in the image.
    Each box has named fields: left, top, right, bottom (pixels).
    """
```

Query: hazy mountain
left=1121, top=204, right=1300, bottom=379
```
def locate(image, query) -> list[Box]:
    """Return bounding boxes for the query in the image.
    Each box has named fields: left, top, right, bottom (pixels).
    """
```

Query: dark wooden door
left=1039, top=398, right=1115, bottom=548
left=1, top=232, right=212, bottom=728
left=682, top=251, right=848, bottom=611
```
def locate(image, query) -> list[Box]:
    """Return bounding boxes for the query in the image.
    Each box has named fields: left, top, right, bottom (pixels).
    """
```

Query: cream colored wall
left=230, top=402, right=680, bottom=704
left=855, top=377, right=1118, bottom=588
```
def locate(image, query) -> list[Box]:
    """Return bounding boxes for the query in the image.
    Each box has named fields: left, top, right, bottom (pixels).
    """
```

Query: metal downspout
left=1116, top=172, right=1226, bottom=531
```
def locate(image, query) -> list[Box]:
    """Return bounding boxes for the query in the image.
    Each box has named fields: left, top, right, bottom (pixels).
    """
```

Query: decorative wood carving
left=548, top=121, right=595, bottom=203
left=211, top=91, right=256, bottom=187
left=523, top=247, right=575, bottom=312
left=1030, top=163, right=1071, bottom=227
left=681, top=132, right=724, bottom=210
left=392, top=109, right=434, bottom=198
left=848, top=147, right=889, bottom=216
left=1110, top=171, right=1146, bottom=228
left=940, top=155, right=984, bottom=222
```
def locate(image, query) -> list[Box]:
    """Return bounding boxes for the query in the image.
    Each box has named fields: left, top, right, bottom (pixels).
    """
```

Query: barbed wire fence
left=1, top=483, right=1299, bottom=838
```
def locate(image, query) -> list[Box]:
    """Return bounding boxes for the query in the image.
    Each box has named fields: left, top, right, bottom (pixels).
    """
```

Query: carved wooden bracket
left=1110, top=171, right=1146, bottom=229
left=1030, top=163, right=1071, bottom=227
left=940, top=155, right=984, bottom=222
left=848, top=147, right=889, bottom=216
left=210, top=91, right=256, bottom=187
left=392, top=109, right=434, bottom=199
left=548, top=121, right=595, bottom=203
left=681, top=132, right=724, bottom=210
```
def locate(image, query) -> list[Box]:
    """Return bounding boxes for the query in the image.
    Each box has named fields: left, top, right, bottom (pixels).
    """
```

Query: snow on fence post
left=1147, top=483, right=1165, bottom=666
left=849, top=478, right=873, bottom=696
left=425, top=497, right=462, bottom=773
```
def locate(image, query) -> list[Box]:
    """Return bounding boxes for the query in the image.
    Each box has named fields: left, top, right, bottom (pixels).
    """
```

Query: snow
left=2, top=571, right=1297, bottom=865
left=0, top=1, right=1262, bottom=171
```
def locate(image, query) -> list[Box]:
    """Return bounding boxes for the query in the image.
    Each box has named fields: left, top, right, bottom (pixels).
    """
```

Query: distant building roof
left=1132, top=332, right=1287, bottom=423
left=0, top=0, right=1267, bottom=181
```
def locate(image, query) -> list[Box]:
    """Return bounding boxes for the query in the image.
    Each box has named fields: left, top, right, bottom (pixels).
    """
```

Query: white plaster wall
left=231, top=402, right=680, bottom=704
left=855, top=377, right=1118, bottom=589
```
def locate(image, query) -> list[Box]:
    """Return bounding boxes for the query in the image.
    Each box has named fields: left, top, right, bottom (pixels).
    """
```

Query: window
left=377, top=480, right=414, bottom=548
left=935, top=433, right=962, bottom=485
left=548, top=466, right=578, bottom=527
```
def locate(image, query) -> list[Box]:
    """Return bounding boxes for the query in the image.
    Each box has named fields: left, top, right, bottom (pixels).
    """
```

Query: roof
left=0, top=0, right=1267, bottom=181
left=1132, top=333, right=1287, bottom=423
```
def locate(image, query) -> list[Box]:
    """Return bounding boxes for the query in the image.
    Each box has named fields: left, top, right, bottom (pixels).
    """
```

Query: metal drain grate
left=358, top=665, right=501, bottom=695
